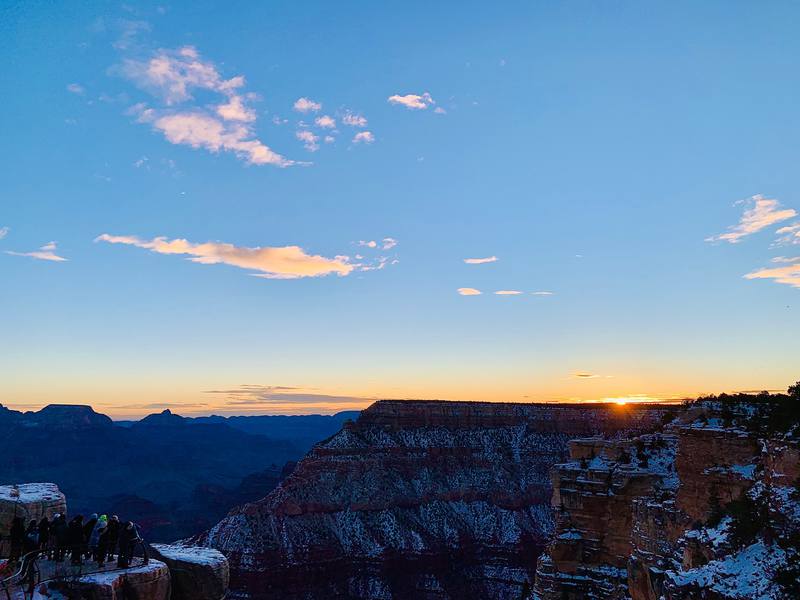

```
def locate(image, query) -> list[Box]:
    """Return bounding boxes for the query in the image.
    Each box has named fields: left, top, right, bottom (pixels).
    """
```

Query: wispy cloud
left=531, top=291, right=554, bottom=296
left=342, top=111, right=367, bottom=127
left=775, top=222, right=800, bottom=246
left=457, top=287, right=481, bottom=296
left=6, top=241, right=68, bottom=262
left=464, top=256, right=497, bottom=265
left=314, top=115, right=336, bottom=129
left=95, top=234, right=356, bottom=279
left=296, top=129, right=320, bottom=152
left=0, top=227, right=8, bottom=240
left=706, top=194, right=797, bottom=244
left=203, top=384, right=372, bottom=407
left=66, top=83, right=85, bottom=95
left=573, top=372, right=598, bottom=379
left=353, top=131, right=375, bottom=144
left=381, top=238, right=398, bottom=250
left=120, top=46, right=293, bottom=167
left=494, top=290, right=522, bottom=295
left=388, top=92, right=435, bottom=110
left=293, top=97, right=321, bottom=113
left=744, top=262, right=800, bottom=289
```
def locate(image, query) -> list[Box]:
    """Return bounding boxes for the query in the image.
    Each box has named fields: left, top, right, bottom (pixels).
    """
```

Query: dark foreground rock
left=149, top=543, right=229, bottom=600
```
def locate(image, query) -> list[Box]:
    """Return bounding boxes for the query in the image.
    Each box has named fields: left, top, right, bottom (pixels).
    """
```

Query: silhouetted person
left=24, top=520, right=39, bottom=553
left=51, top=514, right=68, bottom=562
left=8, top=516, right=25, bottom=564
left=117, top=521, right=142, bottom=568
left=82, top=513, right=97, bottom=559
left=38, top=516, right=50, bottom=557
left=104, top=515, right=120, bottom=561
left=68, top=515, right=84, bottom=565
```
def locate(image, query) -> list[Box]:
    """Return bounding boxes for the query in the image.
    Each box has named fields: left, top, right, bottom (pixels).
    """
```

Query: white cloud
left=137, top=109, right=293, bottom=166
left=6, top=241, right=67, bottom=262
left=706, top=194, right=797, bottom=244
left=342, top=112, right=367, bottom=127
left=95, top=234, right=356, bottom=279
left=358, top=240, right=377, bottom=248
left=433, top=107, right=447, bottom=115
left=66, top=83, right=85, bottom=95
left=495, top=290, right=523, bottom=295
left=464, top=256, right=497, bottom=265
left=324, top=135, right=335, bottom=144
left=216, top=95, right=256, bottom=122
left=120, top=46, right=293, bottom=167
left=771, top=256, right=800, bottom=264
left=314, top=115, right=336, bottom=129
left=744, top=262, right=800, bottom=289
left=775, top=221, right=800, bottom=246
left=531, top=291, right=554, bottom=296
left=293, top=97, right=321, bottom=113
left=458, top=287, right=481, bottom=296
left=353, top=131, right=374, bottom=144
left=382, top=238, right=398, bottom=250
left=0, top=227, right=8, bottom=240
left=296, top=130, right=320, bottom=152
left=388, top=92, right=435, bottom=110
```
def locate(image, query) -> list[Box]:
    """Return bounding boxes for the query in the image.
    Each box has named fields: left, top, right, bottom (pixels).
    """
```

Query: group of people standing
left=6, top=513, right=143, bottom=570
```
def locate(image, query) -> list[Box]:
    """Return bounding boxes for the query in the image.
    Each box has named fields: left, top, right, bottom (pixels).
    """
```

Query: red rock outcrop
left=199, top=400, right=667, bottom=600
left=533, top=401, right=800, bottom=600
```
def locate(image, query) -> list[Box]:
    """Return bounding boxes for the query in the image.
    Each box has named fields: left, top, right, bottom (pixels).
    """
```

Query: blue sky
left=2, top=1, right=799, bottom=417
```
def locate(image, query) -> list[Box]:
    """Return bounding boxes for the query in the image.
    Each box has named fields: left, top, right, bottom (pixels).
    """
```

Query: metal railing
left=1, top=539, right=149, bottom=600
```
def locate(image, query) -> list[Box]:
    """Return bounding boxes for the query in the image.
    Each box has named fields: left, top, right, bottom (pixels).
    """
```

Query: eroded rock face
left=149, top=543, right=229, bottom=600
left=199, top=400, right=666, bottom=600
left=533, top=434, right=678, bottom=600
left=0, top=483, right=67, bottom=537
left=533, top=402, right=800, bottom=600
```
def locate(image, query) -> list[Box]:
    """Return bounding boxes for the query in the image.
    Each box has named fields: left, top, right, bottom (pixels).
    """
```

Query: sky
left=1, top=1, right=799, bottom=418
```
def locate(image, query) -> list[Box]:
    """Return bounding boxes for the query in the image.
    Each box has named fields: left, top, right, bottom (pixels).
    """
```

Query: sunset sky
left=2, top=1, right=799, bottom=418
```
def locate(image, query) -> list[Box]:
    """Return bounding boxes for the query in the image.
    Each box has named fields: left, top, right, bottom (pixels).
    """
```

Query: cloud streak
left=95, top=234, right=356, bottom=279
left=706, top=195, right=797, bottom=244
left=464, top=256, right=498, bottom=265
left=775, top=222, right=800, bottom=246
left=0, top=227, right=8, bottom=240
left=494, top=290, right=523, bottom=295
left=457, top=287, right=481, bottom=296
left=744, top=262, right=800, bottom=289
left=6, top=241, right=67, bottom=262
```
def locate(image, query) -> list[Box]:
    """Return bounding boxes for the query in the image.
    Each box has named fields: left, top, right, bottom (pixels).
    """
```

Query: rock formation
left=0, top=483, right=67, bottom=538
left=149, top=543, right=229, bottom=600
left=533, top=398, right=800, bottom=600
left=199, top=400, right=667, bottom=600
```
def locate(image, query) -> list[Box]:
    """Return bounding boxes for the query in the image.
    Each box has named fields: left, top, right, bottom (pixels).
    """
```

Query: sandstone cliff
left=533, top=396, right=800, bottom=600
left=199, top=400, right=667, bottom=600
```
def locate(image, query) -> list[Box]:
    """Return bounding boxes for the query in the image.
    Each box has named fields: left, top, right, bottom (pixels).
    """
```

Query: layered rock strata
left=200, top=400, right=667, bottom=600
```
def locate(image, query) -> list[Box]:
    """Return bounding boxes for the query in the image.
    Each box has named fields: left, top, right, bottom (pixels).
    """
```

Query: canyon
left=198, top=400, right=669, bottom=599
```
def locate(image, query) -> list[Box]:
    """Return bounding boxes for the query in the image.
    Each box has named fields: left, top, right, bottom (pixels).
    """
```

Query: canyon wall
left=200, top=400, right=667, bottom=600
left=533, top=401, right=800, bottom=600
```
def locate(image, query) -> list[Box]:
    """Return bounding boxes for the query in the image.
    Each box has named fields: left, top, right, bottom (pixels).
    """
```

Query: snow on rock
left=149, top=543, right=229, bottom=600
left=40, top=560, right=171, bottom=600
left=197, top=400, right=667, bottom=600
left=0, top=483, right=66, bottom=537
left=666, top=541, right=787, bottom=600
